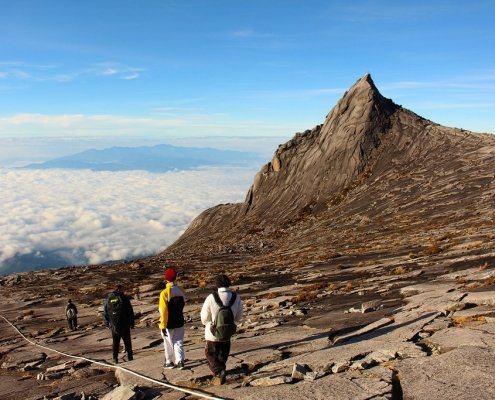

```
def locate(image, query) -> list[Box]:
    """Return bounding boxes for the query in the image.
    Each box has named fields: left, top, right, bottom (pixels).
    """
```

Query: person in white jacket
left=200, top=274, right=243, bottom=385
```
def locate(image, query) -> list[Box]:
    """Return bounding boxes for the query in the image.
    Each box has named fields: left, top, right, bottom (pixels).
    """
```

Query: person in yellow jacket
left=159, top=268, right=186, bottom=369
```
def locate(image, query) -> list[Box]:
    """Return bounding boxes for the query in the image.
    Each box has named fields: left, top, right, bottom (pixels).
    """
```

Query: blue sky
left=1, top=0, right=495, bottom=141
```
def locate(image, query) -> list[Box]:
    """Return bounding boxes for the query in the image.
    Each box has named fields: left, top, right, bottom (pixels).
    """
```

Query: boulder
left=332, top=360, right=351, bottom=373
left=101, top=385, right=136, bottom=400
left=423, top=324, right=495, bottom=353
left=464, top=291, right=495, bottom=307
left=249, top=375, right=292, bottom=387
left=291, top=363, right=310, bottom=380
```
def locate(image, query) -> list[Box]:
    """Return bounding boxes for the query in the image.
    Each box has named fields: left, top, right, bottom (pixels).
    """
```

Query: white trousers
left=161, top=326, right=185, bottom=363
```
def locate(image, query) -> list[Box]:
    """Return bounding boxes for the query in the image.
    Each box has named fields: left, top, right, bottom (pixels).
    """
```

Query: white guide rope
left=0, top=314, right=225, bottom=400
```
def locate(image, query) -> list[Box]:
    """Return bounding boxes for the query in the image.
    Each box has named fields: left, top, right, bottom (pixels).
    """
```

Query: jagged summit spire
left=319, top=73, right=395, bottom=143
left=359, top=72, right=373, bottom=83
left=233, top=74, right=400, bottom=222
left=324, top=73, right=394, bottom=125
left=182, top=75, right=397, bottom=231
left=352, top=73, right=383, bottom=99
left=344, top=73, right=378, bottom=95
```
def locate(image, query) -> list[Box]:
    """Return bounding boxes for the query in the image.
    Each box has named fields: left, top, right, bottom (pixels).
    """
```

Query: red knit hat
left=164, top=268, right=177, bottom=282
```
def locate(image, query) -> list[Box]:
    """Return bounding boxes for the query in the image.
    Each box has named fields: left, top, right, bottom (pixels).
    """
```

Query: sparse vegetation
left=265, top=291, right=284, bottom=299
left=452, top=315, right=486, bottom=327
left=424, top=237, right=442, bottom=255
left=392, top=266, right=407, bottom=275
left=466, top=241, right=483, bottom=250
left=290, top=283, right=327, bottom=303
left=306, top=283, right=327, bottom=291
left=482, top=275, right=495, bottom=287
left=479, top=262, right=489, bottom=271
left=290, top=291, right=318, bottom=304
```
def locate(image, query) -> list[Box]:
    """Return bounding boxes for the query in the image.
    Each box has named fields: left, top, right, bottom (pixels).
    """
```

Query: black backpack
left=210, top=292, right=237, bottom=341
left=167, top=296, right=185, bottom=329
left=107, top=292, right=123, bottom=327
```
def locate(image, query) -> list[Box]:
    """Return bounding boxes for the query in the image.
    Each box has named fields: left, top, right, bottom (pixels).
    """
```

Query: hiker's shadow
left=231, top=329, right=330, bottom=359
left=330, top=311, right=439, bottom=347
left=232, top=311, right=439, bottom=359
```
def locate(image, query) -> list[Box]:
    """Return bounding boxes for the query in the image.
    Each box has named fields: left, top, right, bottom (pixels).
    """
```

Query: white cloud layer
left=0, top=167, right=256, bottom=271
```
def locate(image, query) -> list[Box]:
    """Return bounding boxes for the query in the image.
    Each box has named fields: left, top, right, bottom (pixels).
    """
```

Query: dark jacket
left=103, top=291, right=135, bottom=334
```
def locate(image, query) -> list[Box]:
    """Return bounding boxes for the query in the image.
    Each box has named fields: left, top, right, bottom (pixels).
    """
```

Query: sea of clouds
left=0, top=167, right=256, bottom=272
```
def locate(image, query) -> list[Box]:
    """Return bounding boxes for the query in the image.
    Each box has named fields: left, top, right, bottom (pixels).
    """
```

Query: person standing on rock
left=65, top=299, right=78, bottom=331
left=159, top=268, right=187, bottom=369
left=103, top=284, right=135, bottom=364
left=201, top=274, right=243, bottom=385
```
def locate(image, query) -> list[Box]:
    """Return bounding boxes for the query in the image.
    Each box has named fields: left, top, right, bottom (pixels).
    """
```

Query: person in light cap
left=159, top=267, right=187, bottom=369
left=201, top=274, right=243, bottom=385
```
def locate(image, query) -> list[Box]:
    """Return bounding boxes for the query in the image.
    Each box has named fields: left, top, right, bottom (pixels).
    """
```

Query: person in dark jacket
left=65, top=299, right=78, bottom=331
left=103, top=284, right=135, bottom=364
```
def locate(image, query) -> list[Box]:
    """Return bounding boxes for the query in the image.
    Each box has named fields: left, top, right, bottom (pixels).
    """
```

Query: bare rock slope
left=168, top=73, right=494, bottom=265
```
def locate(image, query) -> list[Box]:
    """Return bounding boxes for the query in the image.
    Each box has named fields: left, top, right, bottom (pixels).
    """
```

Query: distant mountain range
left=0, top=250, right=80, bottom=274
left=21, top=144, right=264, bottom=172
left=0, top=250, right=127, bottom=275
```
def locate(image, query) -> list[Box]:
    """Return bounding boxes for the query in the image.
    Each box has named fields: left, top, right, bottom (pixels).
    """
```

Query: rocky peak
left=168, top=73, right=494, bottom=256
left=241, top=74, right=398, bottom=223
left=320, top=73, right=396, bottom=143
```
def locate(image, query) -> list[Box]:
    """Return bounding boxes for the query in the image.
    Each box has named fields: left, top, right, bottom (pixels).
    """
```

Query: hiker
left=200, top=274, right=243, bottom=385
left=65, top=299, right=78, bottom=331
left=103, top=284, right=135, bottom=364
left=159, top=268, right=187, bottom=369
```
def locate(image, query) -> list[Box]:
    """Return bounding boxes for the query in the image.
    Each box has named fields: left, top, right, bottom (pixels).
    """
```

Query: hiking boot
left=176, top=360, right=185, bottom=370
left=163, top=362, right=175, bottom=369
left=127, top=355, right=133, bottom=361
left=211, top=370, right=226, bottom=385
left=113, top=357, right=118, bottom=364
left=211, top=375, right=223, bottom=386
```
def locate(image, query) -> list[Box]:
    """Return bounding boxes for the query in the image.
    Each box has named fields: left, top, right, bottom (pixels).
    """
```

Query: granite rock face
left=242, top=73, right=396, bottom=221
left=168, top=73, right=495, bottom=265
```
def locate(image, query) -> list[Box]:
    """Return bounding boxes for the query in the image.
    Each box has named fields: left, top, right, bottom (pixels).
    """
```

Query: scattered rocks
left=38, top=327, right=64, bottom=339
left=249, top=375, right=292, bottom=387
left=101, top=385, right=137, bottom=400
left=46, top=361, right=74, bottom=373
left=22, top=359, right=44, bottom=371
left=331, top=360, right=351, bottom=373
left=291, top=363, right=310, bottom=380
left=36, top=372, right=63, bottom=380
left=464, top=291, right=495, bottom=307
